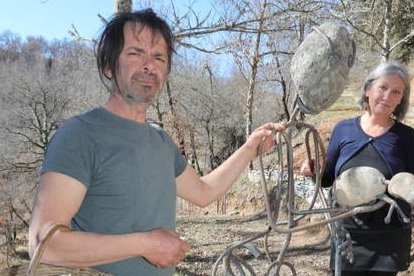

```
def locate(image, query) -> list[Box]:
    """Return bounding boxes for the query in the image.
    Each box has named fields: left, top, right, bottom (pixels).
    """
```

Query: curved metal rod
left=286, top=122, right=326, bottom=216
left=211, top=229, right=271, bottom=276
left=223, top=253, right=256, bottom=276
left=270, top=201, right=385, bottom=234
left=213, top=103, right=406, bottom=275
left=258, top=121, right=381, bottom=234
left=266, top=260, right=297, bottom=276
left=377, top=194, right=410, bottom=223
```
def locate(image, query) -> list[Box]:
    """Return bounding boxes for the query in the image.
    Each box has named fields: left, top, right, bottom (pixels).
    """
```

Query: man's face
left=111, top=23, right=169, bottom=105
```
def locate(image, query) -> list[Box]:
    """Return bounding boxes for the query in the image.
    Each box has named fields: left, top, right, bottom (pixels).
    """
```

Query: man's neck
left=103, top=94, right=148, bottom=123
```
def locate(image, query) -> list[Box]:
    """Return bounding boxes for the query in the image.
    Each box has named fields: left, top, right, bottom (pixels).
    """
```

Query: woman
left=302, top=60, right=413, bottom=276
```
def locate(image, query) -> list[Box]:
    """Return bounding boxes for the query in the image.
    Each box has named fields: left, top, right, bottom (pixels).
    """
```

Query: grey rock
left=290, top=22, right=356, bottom=114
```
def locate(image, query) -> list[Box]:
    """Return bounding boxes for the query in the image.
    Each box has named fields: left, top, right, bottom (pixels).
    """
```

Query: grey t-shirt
left=42, top=107, right=188, bottom=276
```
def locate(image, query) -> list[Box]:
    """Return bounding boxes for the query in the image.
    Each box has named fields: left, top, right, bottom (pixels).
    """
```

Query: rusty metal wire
left=211, top=106, right=388, bottom=276
left=211, top=23, right=406, bottom=275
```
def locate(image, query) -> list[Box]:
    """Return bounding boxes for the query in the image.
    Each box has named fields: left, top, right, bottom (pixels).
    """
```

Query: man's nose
left=142, top=55, right=155, bottom=73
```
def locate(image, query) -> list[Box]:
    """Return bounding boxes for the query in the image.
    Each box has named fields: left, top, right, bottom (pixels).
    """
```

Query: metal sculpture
left=212, top=23, right=414, bottom=276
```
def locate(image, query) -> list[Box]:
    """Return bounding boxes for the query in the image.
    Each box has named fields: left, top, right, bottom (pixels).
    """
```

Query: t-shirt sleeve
left=150, top=122, right=188, bottom=177
left=173, top=144, right=188, bottom=177
left=42, top=118, right=94, bottom=188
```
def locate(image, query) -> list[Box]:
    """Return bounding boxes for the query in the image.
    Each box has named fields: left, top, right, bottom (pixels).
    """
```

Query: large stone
left=333, top=166, right=387, bottom=207
left=388, top=172, right=414, bottom=206
left=290, top=22, right=356, bottom=114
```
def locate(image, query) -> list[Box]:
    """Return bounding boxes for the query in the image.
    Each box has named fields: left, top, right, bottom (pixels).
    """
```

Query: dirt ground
left=175, top=214, right=332, bottom=276
left=175, top=213, right=414, bottom=276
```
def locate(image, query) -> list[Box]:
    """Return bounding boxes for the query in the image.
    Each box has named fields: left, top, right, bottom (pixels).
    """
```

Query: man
left=29, top=9, right=285, bottom=275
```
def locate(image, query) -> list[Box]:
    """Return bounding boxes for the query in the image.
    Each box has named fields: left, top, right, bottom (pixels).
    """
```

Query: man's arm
left=29, top=172, right=189, bottom=268
left=176, top=122, right=285, bottom=207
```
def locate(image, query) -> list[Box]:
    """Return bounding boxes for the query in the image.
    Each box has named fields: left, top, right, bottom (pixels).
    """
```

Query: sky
left=0, top=0, right=211, bottom=42
left=0, top=0, right=232, bottom=76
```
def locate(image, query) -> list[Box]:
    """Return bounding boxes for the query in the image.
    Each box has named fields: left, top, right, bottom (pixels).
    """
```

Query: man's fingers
left=182, top=241, right=191, bottom=252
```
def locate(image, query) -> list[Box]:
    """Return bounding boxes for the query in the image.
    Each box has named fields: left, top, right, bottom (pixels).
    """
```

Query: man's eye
left=156, top=57, right=166, bottom=63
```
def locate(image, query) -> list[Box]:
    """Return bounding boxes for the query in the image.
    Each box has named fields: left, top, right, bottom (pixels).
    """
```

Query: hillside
left=1, top=73, right=413, bottom=276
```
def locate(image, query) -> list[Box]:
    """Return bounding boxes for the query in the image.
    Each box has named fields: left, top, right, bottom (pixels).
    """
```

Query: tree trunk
left=245, top=0, right=267, bottom=170
left=381, top=0, right=392, bottom=62
left=205, top=120, right=215, bottom=171
left=165, top=80, right=186, bottom=156
left=115, top=0, right=132, bottom=13
left=190, top=129, right=203, bottom=176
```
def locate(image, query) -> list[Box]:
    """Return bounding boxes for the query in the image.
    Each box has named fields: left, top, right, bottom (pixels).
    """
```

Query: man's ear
left=104, top=68, right=113, bottom=79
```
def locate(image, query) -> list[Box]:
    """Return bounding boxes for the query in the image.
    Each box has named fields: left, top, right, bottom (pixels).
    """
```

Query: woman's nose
left=382, top=89, right=393, bottom=100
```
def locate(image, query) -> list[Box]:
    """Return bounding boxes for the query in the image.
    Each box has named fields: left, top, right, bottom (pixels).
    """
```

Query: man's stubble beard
left=122, top=86, right=160, bottom=105
left=115, top=77, right=165, bottom=106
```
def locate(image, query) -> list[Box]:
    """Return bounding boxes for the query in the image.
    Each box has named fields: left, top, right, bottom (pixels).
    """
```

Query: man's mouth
left=132, top=75, right=157, bottom=87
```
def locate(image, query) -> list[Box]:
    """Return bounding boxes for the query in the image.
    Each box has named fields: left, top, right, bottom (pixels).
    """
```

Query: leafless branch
left=8, top=199, right=29, bottom=228
left=388, top=30, right=414, bottom=53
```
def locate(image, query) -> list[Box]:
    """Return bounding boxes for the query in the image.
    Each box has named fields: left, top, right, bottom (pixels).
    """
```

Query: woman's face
left=365, top=74, right=405, bottom=118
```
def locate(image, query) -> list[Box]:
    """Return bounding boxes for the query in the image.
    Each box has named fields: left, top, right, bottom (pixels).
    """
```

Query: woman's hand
left=300, top=159, right=316, bottom=177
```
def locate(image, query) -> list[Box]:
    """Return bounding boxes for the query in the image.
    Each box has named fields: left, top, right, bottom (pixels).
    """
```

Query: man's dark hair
left=96, top=9, right=174, bottom=90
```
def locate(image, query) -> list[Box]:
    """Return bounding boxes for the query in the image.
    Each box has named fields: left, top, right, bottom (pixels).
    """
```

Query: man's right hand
left=142, top=228, right=191, bottom=268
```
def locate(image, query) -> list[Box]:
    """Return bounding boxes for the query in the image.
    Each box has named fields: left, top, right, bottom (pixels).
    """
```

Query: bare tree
left=244, top=1, right=268, bottom=153
left=0, top=35, right=103, bottom=264
left=4, top=79, right=67, bottom=173
left=336, top=0, right=414, bottom=62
